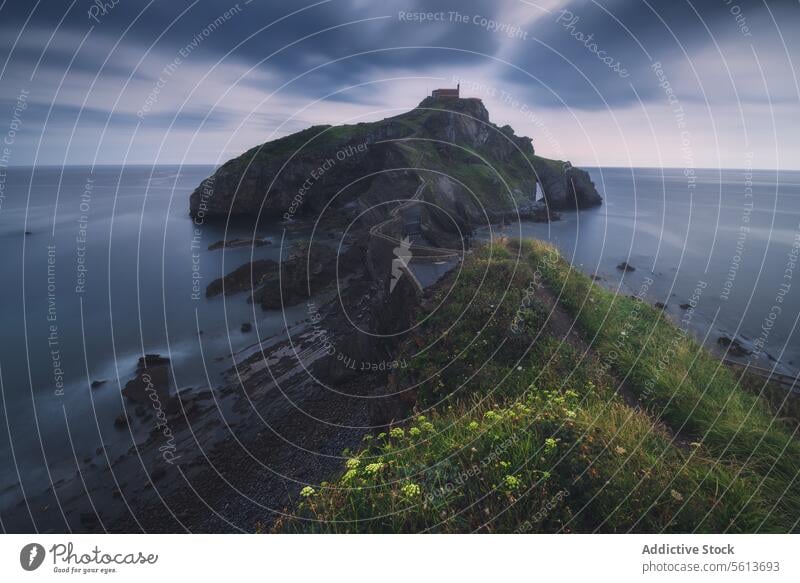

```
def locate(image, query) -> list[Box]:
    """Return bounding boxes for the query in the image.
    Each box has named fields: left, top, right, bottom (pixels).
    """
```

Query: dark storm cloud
left=1, top=0, right=798, bottom=165
left=6, top=1, right=796, bottom=112
left=504, top=0, right=800, bottom=109
left=0, top=0, right=518, bottom=134
left=1, top=0, right=505, bottom=81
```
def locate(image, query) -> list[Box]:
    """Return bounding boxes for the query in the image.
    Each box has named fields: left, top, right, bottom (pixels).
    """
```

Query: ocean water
left=0, top=165, right=313, bottom=526
left=1, top=164, right=798, bottom=529
left=491, top=166, right=800, bottom=376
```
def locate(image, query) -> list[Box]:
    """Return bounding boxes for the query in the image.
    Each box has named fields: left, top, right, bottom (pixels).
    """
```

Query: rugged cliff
left=530, top=156, right=603, bottom=210
left=189, top=96, right=601, bottom=226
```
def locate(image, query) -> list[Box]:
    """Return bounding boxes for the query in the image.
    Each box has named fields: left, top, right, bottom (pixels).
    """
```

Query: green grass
left=222, top=102, right=557, bottom=214
left=273, top=239, right=798, bottom=533
left=531, top=154, right=566, bottom=172
left=525, top=239, right=800, bottom=531
left=403, top=139, right=534, bottom=211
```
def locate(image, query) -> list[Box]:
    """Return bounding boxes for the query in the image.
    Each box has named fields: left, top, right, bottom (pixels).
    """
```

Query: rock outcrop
left=530, top=159, right=603, bottom=210
left=206, top=259, right=277, bottom=298
left=122, top=354, right=171, bottom=405
left=208, top=237, right=270, bottom=251
left=249, top=242, right=339, bottom=310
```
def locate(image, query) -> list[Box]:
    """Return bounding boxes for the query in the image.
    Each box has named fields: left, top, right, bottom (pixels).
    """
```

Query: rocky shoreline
left=105, top=230, right=428, bottom=531
left=7, top=96, right=606, bottom=532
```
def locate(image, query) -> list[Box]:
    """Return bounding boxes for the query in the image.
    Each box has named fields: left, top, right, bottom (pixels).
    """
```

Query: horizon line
left=2, top=163, right=798, bottom=173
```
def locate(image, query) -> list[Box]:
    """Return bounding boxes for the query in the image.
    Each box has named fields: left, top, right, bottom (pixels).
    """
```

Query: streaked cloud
left=0, top=0, right=798, bottom=168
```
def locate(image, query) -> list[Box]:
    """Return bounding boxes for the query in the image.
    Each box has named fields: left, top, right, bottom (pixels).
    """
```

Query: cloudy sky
left=1, top=0, right=798, bottom=169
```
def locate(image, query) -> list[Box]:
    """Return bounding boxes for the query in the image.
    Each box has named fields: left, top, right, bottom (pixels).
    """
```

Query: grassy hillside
left=273, top=239, right=798, bottom=533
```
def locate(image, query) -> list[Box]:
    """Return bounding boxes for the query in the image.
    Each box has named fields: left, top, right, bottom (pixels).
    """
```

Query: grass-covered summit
left=272, top=239, right=799, bottom=533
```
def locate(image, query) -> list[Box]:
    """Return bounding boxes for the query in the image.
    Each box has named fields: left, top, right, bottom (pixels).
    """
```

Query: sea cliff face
left=188, top=96, right=601, bottom=226
left=531, top=157, right=603, bottom=210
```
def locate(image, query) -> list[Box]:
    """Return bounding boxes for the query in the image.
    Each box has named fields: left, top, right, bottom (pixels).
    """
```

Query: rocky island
left=189, top=95, right=602, bottom=229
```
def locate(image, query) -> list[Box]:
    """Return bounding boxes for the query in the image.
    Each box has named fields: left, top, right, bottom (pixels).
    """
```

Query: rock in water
left=532, top=159, right=603, bottom=210
left=206, top=259, right=278, bottom=298
left=717, top=334, right=753, bottom=357
left=138, top=354, right=170, bottom=368
left=122, top=354, right=171, bottom=405
left=207, top=237, right=270, bottom=251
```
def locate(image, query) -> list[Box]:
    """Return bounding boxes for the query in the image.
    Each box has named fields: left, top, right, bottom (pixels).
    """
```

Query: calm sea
left=491, top=166, right=800, bottom=377
left=1, top=164, right=798, bottom=529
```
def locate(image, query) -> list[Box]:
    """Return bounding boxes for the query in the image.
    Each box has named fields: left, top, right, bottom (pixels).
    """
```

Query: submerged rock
left=528, top=202, right=561, bottom=223
left=617, top=262, right=636, bottom=272
left=497, top=200, right=560, bottom=223
left=717, top=334, right=753, bottom=357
